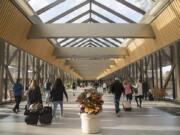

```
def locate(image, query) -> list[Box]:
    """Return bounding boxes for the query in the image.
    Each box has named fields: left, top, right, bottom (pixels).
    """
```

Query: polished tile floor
left=0, top=88, right=180, bottom=135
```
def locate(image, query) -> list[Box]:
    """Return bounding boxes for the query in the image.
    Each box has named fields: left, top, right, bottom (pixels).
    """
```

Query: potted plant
left=76, top=89, right=104, bottom=134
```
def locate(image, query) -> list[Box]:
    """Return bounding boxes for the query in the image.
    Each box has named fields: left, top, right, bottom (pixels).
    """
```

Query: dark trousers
left=135, top=95, right=143, bottom=107
left=13, top=95, right=22, bottom=111
left=114, top=95, right=121, bottom=113
left=126, top=94, right=132, bottom=103
left=143, top=90, right=148, bottom=100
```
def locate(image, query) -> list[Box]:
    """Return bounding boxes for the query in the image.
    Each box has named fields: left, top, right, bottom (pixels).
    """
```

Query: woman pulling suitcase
left=25, top=80, right=43, bottom=125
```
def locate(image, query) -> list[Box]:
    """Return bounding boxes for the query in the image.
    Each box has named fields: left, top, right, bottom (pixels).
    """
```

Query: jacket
left=111, top=80, right=124, bottom=97
left=13, top=83, right=23, bottom=96
left=50, top=85, right=68, bottom=102
left=27, top=86, right=42, bottom=107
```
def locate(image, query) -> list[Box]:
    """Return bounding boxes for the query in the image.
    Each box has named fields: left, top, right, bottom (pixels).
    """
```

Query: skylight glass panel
left=80, top=42, right=90, bottom=47
left=97, top=0, right=143, bottom=22
left=66, top=38, right=85, bottom=47
left=115, top=38, right=125, bottom=42
left=73, top=14, right=90, bottom=23
left=97, top=38, right=116, bottom=47
left=57, top=38, right=66, bottom=42
left=68, top=38, right=83, bottom=46
left=92, top=4, right=128, bottom=23
left=28, top=0, right=56, bottom=12
left=39, top=0, right=86, bottom=23
left=73, top=38, right=90, bottom=47
left=125, top=0, right=155, bottom=12
left=106, top=38, right=121, bottom=46
left=60, top=38, right=76, bottom=46
left=54, top=4, right=90, bottom=23
left=91, top=39, right=107, bottom=47
left=91, top=14, right=108, bottom=23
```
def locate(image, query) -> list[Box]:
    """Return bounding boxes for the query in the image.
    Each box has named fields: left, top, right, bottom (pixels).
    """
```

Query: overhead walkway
left=0, top=88, right=180, bottom=135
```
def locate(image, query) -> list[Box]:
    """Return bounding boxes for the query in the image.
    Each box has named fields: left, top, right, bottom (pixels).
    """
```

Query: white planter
left=80, top=113, right=101, bottom=134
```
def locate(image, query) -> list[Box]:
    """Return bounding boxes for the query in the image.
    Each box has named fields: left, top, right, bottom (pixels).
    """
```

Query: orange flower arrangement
left=76, top=89, right=104, bottom=115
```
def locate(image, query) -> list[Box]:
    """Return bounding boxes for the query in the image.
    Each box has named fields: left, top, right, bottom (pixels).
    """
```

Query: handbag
left=29, top=103, right=43, bottom=112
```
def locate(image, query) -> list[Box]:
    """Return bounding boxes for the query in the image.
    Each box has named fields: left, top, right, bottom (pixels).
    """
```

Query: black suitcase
left=25, top=112, right=39, bottom=125
left=39, top=106, right=52, bottom=124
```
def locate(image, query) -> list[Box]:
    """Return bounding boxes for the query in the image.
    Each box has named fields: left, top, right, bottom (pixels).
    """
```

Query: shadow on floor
left=156, top=107, right=180, bottom=116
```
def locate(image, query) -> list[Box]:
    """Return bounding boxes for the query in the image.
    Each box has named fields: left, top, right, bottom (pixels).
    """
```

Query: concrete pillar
left=175, top=41, right=180, bottom=100
left=0, top=41, right=5, bottom=103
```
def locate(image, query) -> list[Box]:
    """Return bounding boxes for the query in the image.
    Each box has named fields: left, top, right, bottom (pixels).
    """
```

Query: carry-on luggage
left=25, top=112, right=39, bottom=125
left=39, top=106, right=52, bottom=124
left=122, top=101, right=132, bottom=111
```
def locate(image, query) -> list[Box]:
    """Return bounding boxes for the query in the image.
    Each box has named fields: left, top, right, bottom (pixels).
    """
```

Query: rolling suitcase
left=25, top=112, right=39, bottom=125
left=122, top=101, right=132, bottom=111
left=39, top=106, right=52, bottom=124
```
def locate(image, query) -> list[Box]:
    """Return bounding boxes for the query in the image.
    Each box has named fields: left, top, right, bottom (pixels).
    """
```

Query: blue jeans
left=52, top=101, right=63, bottom=117
left=114, top=95, right=121, bottom=113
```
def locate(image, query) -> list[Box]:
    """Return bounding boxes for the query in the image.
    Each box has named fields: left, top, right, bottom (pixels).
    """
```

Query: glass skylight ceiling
left=27, top=0, right=155, bottom=47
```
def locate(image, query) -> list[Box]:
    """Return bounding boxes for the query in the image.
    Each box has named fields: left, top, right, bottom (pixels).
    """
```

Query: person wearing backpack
left=44, top=79, right=52, bottom=103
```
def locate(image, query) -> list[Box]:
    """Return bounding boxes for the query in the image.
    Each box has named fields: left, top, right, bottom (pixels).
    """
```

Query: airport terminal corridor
left=0, top=0, right=180, bottom=135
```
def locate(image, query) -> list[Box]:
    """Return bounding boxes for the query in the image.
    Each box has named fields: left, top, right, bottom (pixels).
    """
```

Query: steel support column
left=151, top=54, right=155, bottom=88
left=25, top=53, right=29, bottom=88
left=154, top=53, right=159, bottom=88
left=174, top=41, right=180, bottom=100
left=170, top=46, right=176, bottom=99
left=32, top=57, right=35, bottom=80
left=159, top=51, right=163, bottom=89
left=0, top=41, right=5, bottom=103
left=4, top=44, right=9, bottom=100
left=17, top=50, right=21, bottom=79
left=22, top=51, right=25, bottom=88
left=36, top=58, right=40, bottom=85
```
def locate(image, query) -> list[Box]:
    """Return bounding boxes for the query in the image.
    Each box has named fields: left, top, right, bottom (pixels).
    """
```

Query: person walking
left=123, top=80, right=133, bottom=103
left=12, top=79, right=23, bottom=113
left=50, top=78, right=68, bottom=118
left=135, top=79, right=143, bottom=108
left=110, top=77, right=124, bottom=117
left=103, top=82, right=107, bottom=93
left=26, top=80, right=42, bottom=110
left=72, top=81, right=77, bottom=96
left=142, top=80, right=149, bottom=100
left=44, top=79, right=52, bottom=103
left=24, top=80, right=42, bottom=125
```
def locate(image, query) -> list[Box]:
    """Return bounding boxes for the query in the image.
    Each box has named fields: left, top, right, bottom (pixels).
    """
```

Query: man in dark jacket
left=110, top=77, right=124, bottom=117
left=13, top=79, right=23, bottom=113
